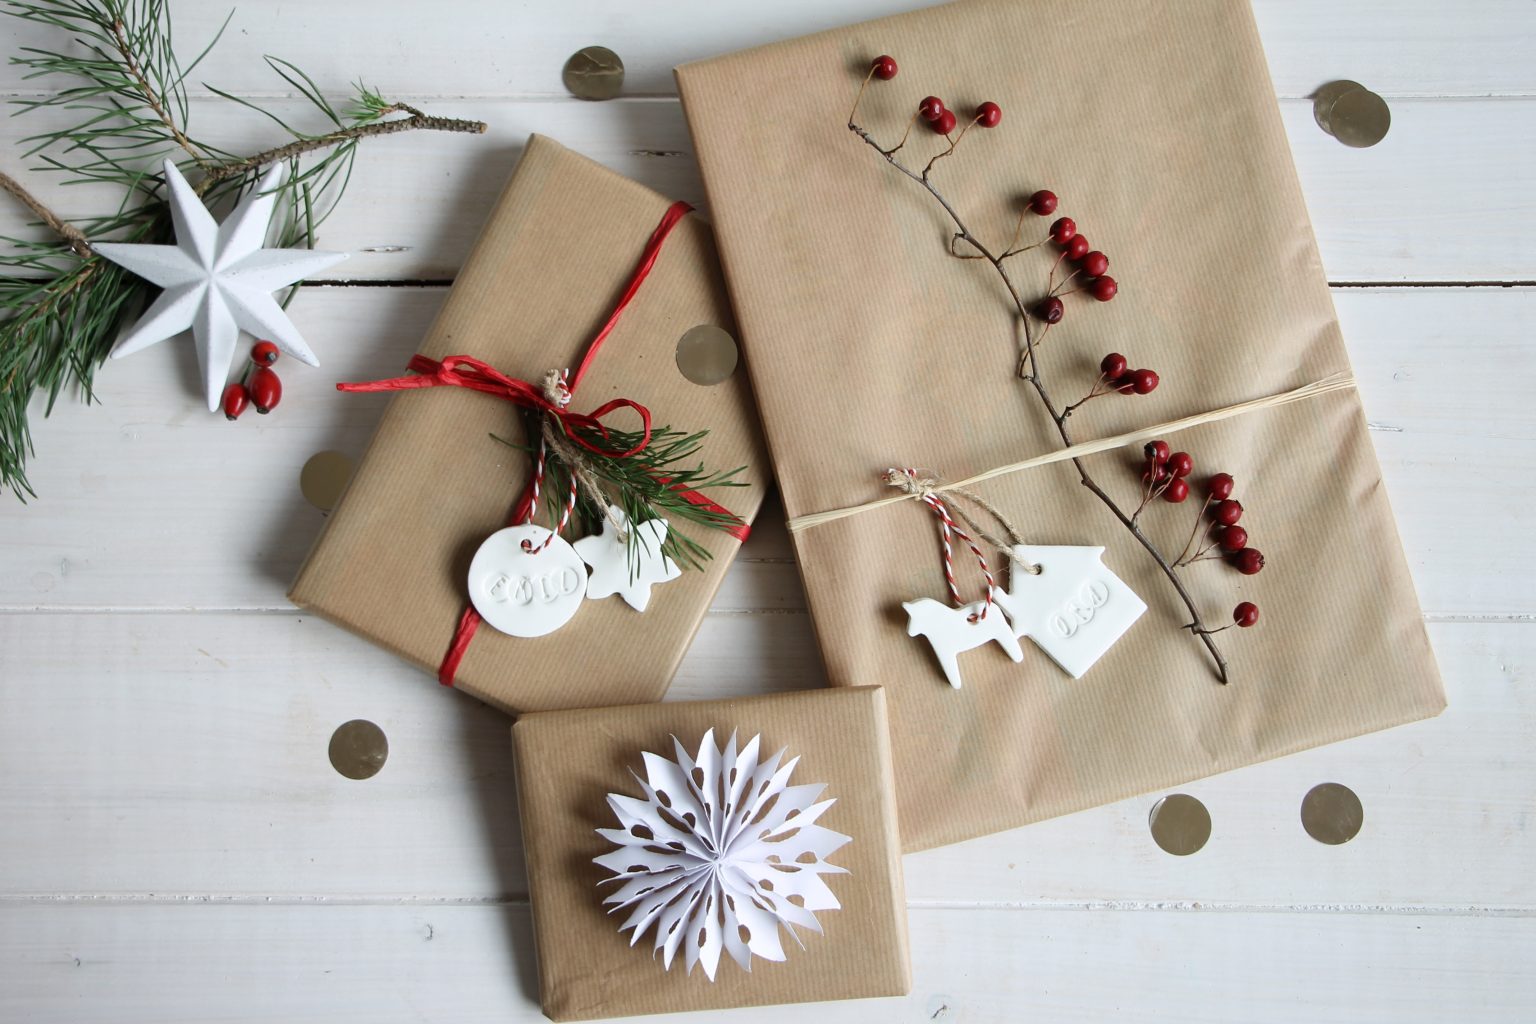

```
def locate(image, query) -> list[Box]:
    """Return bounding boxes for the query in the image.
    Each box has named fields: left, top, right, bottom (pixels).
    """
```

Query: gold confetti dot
left=1314, top=81, right=1390, bottom=148
left=300, top=450, right=353, bottom=512
left=562, top=46, right=625, bottom=101
left=1149, top=793, right=1211, bottom=856
left=1301, top=782, right=1364, bottom=844
left=328, top=719, right=388, bottom=781
left=675, top=324, right=739, bottom=386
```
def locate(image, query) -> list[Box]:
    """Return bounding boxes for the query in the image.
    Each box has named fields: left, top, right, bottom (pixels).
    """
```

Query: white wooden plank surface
left=2, top=0, right=1534, bottom=1021
left=3, top=97, right=1533, bottom=282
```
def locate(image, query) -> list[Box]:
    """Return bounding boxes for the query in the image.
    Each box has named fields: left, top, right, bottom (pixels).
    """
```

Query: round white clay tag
left=468, top=524, right=589, bottom=637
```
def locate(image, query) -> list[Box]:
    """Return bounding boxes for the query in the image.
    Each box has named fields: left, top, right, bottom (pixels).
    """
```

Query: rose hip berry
left=250, top=340, right=279, bottom=365
left=871, top=55, right=898, bottom=80
left=1165, top=451, right=1193, bottom=478
left=1163, top=477, right=1190, bottom=503
left=249, top=366, right=282, bottom=414
left=1089, top=275, right=1118, bottom=302
left=1144, top=439, right=1170, bottom=464
left=933, top=109, right=958, bottom=135
left=1035, top=296, right=1065, bottom=324
left=975, top=101, right=1002, bottom=128
left=1218, top=525, right=1249, bottom=552
left=1028, top=190, right=1058, bottom=216
left=1208, top=473, right=1235, bottom=500
left=221, top=383, right=250, bottom=421
left=1050, top=217, right=1077, bottom=244
left=1101, top=352, right=1128, bottom=379
left=919, top=96, right=945, bottom=122
left=1064, top=235, right=1090, bottom=260
left=1233, top=601, right=1260, bottom=628
left=1212, top=499, right=1244, bottom=526
left=1233, top=548, right=1265, bottom=575
left=1080, top=250, right=1109, bottom=277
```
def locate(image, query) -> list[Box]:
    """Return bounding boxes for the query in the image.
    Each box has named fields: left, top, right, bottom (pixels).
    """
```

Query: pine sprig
left=0, top=0, right=486, bottom=500
left=494, top=420, right=748, bottom=575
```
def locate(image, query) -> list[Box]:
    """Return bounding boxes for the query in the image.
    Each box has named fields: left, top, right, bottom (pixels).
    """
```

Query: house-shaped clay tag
left=992, top=544, right=1147, bottom=679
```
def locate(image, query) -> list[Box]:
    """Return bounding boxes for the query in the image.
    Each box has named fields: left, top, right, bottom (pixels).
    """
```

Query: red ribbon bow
left=337, top=353, right=652, bottom=458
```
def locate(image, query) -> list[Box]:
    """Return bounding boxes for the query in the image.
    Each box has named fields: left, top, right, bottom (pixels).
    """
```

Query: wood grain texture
left=1, top=0, right=1533, bottom=1020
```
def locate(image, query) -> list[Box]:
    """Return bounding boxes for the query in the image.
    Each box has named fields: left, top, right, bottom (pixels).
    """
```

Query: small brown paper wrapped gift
left=676, top=0, right=1445, bottom=851
left=290, top=135, right=767, bottom=714
left=512, top=686, right=911, bottom=1021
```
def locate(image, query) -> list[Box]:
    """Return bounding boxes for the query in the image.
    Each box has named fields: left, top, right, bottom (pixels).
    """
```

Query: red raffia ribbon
left=894, top=467, right=996, bottom=622
left=336, top=200, right=748, bottom=686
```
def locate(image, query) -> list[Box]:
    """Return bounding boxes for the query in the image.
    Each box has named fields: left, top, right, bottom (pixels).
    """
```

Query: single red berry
left=1166, top=451, right=1193, bottom=478
left=221, top=382, right=250, bottom=421
left=1212, top=499, right=1244, bottom=526
left=1143, top=439, right=1170, bottom=464
left=249, top=366, right=282, bottom=414
left=933, top=109, right=958, bottom=135
left=1208, top=473, right=1236, bottom=500
left=1080, top=250, right=1109, bottom=277
left=1101, top=352, right=1128, bottom=379
left=1029, top=190, right=1058, bottom=216
left=1034, top=296, right=1064, bottom=324
left=1163, top=477, right=1190, bottom=503
left=1142, top=466, right=1167, bottom=485
left=1233, top=601, right=1259, bottom=628
left=1064, top=235, right=1090, bottom=260
left=918, top=95, right=946, bottom=122
left=1233, top=548, right=1265, bottom=575
left=871, top=55, right=898, bottom=80
left=1218, top=525, right=1249, bottom=552
left=974, top=101, right=1002, bottom=128
left=1128, top=368, right=1159, bottom=395
left=1050, top=217, right=1076, bottom=244
left=250, top=340, right=280, bottom=365
left=1089, top=275, right=1118, bottom=302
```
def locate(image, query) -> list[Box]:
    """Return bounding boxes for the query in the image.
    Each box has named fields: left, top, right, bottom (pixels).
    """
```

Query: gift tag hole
left=328, top=719, right=387, bottom=780
left=1301, top=782, right=1364, bottom=845
left=1148, top=793, right=1210, bottom=855
left=676, top=324, right=739, bottom=385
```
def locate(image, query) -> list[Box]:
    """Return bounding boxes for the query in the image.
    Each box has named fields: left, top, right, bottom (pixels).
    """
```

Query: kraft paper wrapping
left=512, top=686, right=911, bottom=1021
left=289, top=135, right=768, bottom=714
left=676, top=0, right=1445, bottom=851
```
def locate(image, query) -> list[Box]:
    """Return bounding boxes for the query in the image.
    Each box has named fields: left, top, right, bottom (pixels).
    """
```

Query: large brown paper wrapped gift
left=676, top=0, right=1445, bottom=851
left=290, top=135, right=768, bottom=714
left=512, top=686, right=910, bottom=1021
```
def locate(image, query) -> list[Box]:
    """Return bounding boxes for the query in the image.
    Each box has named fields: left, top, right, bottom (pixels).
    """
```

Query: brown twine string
left=882, top=468, right=1041, bottom=574
left=539, top=369, right=623, bottom=535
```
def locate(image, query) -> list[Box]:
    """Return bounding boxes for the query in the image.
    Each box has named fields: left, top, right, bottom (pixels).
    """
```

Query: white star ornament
left=92, top=159, right=348, bottom=411
left=574, top=508, right=683, bottom=612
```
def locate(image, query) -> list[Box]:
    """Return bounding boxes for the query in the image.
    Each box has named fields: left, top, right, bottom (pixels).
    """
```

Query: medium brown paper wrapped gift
left=290, top=135, right=768, bottom=714
left=512, top=686, right=911, bottom=1021
left=676, top=0, right=1445, bottom=851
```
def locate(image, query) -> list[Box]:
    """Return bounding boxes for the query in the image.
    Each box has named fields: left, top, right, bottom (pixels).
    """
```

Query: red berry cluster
left=1061, top=352, right=1159, bottom=417
left=1026, top=195, right=1117, bottom=324
left=915, top=93, right=1002, bottom=137
left=221, top=340, right=284, bottom=420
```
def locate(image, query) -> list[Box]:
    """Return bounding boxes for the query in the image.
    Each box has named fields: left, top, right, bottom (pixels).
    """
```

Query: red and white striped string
left=895, top=467, right=996, bottom=621
left=522, top=370, right=579, bottom=554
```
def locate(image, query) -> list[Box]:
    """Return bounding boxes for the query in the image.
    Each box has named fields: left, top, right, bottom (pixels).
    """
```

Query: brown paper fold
left=676, top=0, right=1445, bottom=850
left=290, top=135, right=768, bottom=714
left=512, top=686, right=911, bottom=1021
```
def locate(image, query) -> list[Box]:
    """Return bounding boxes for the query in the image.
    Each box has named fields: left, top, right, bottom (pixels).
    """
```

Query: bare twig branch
left=0, top=168, right=92, bottom=259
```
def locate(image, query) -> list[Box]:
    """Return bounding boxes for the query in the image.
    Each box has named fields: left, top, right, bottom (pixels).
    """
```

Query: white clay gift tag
left=991, top=544, right=1146, bottom=678
left=468, top=524, right=589, bottom=637
left=573, top=508, right=682, bottom=612
left=902, top=596, right=1024, bottom=689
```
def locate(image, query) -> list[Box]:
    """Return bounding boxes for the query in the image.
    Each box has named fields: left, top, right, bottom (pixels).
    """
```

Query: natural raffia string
left=787, top=373, right=1357, bottom=534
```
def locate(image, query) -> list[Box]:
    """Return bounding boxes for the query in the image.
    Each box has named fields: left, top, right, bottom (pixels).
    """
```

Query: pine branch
left=0, top=0, right=486, bottom=500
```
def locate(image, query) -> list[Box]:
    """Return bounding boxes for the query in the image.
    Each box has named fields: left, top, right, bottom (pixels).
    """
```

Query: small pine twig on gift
left=0, top=0, right=487, bottom=501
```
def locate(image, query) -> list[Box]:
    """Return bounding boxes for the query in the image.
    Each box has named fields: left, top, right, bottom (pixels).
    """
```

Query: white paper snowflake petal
left=596, top=729, right=852, bottom=981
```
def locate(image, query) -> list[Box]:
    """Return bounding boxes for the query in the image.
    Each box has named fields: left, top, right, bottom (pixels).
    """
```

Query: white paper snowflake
left=594, top=729, right=852, bottom=980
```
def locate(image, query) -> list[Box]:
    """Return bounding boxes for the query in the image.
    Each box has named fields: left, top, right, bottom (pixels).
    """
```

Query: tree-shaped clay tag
left=991, top=544, right=1146, bottom=678
left=468, top=524, right=588, bottom=637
